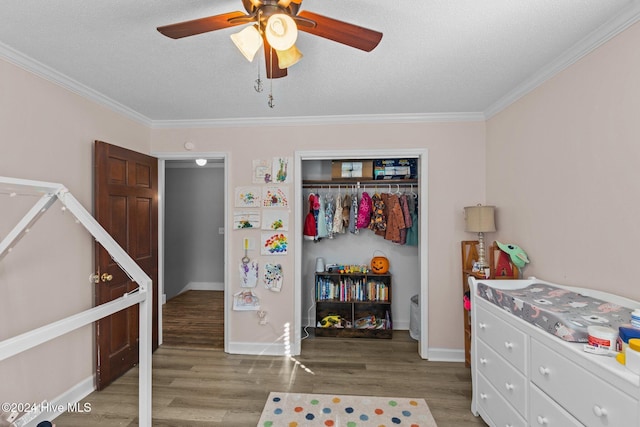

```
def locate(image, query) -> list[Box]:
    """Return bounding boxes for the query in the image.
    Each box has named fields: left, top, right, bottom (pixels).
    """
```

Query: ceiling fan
left=157, top=0, right=383, bottom=79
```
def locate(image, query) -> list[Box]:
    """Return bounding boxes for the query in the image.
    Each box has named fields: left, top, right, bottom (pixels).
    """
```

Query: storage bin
left=410, top=294, right=420, bottom=340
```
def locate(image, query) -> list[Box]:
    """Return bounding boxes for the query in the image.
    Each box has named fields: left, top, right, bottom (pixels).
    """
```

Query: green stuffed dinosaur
left=496, top=241, right=530, bottom=269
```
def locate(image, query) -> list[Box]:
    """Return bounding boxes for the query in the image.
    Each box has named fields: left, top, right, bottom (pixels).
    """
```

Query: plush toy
left=320, top=314, right=343, bottom=328
left=496, top=241, right=530, bottom=269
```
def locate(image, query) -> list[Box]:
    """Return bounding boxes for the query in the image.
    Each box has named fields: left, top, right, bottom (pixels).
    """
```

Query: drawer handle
left=480, top=358, right=488, bottom=365
left=504, top=341, right=514, bottom=349
left=538, top=366, right=550, bottom=376
left=504, top=382, right=514, bottom=391
left=593, top=405, right=608, bottom=417
left=479, top=322, right=487, bottom=330
left=536, top=415, right=549, bottom=425
left=480, top=393, right=488, bottom=400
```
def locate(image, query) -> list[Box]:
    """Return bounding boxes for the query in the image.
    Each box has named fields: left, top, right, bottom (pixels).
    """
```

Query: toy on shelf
left=319, top=314, right=344, bottom=328
left=496, top=241, right=530, bottom=269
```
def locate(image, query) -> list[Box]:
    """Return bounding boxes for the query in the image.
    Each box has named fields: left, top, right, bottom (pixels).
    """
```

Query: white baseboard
left=227, top=341, right=288, bottom=356
left=32, top=375, right=95, bottom=425
left=185, top=281, right=224, bottom=292
left=426, top=347, right=465, bottom=363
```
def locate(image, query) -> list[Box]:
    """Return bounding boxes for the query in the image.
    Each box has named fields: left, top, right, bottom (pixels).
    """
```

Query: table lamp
left=464, top=204, right=496, bottom=269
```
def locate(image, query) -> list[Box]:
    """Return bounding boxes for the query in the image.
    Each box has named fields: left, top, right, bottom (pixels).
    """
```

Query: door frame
left=152, top=152, right=229, bottom=350
left=294, top=149, right=429, bottom=358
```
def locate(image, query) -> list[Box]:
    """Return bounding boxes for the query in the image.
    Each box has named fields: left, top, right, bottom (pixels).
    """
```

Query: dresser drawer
left=531, top=338, right=639, bottom=426
left=475, top=303, right=527, bottom=372
left=476, top=339, right=527, bottom=416
left=476, top=372, right=527, bottom=427
left=530, top=383, right=583, bottom=427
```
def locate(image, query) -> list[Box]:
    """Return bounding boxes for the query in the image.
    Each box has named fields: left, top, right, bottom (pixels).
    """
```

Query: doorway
left=156, top=155, right=229, bottom=350
left=293, top=149, right=429, bottom=358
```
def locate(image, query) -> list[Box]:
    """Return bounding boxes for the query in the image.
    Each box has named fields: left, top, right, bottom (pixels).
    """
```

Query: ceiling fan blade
left=296, top=11, right=382, bottom=52
left=263, top=36, right=288, bottom=79
left=157, top=11, right=248, bottom=39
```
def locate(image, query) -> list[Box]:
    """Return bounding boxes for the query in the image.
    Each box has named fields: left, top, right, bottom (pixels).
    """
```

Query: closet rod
left=302, top=181, right=418, bottom=189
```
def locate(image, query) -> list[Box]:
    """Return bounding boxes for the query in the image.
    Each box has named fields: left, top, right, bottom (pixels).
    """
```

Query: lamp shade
left=275, top=44, right=303, bottom=68
left=265, top=14, right=298, bottom=51
left=230, top=25, right=263, bottom=62
left=464, top=205, right=496, bottom=233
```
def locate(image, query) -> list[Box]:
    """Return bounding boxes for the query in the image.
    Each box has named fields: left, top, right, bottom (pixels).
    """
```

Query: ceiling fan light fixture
left=230, top=24, right=263, bottom=62
left=275, top=44, right=303, bottom=68
left=265, top=13, right=298, bottom=51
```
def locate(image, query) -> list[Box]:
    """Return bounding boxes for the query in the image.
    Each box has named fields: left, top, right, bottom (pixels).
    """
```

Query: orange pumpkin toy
left=370, top=255, right=389, bottom=274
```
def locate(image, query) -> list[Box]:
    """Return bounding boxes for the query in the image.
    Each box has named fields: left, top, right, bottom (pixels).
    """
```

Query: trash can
left=409, top=294, right=420, bottom=340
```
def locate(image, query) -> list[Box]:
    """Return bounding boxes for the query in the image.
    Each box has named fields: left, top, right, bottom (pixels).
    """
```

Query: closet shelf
left=303, top=179, right=418, bottom=188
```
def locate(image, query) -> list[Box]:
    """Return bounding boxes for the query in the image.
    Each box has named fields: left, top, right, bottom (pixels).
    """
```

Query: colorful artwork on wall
left=262, top=186, right=289, bottom=208
left=253, top=159, right=273, bottom=183
left=235, top=186, right=261, bottom=208
left=261, top=232, right=288, bottom=255
left=233, top=210, right=260, bottom=229
left=261, top=210, right=289, bottom=231
left=272, top=157, right=292, bottom=183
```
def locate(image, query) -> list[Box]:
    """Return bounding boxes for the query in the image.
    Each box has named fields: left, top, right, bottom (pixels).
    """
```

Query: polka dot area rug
left=257, top=392, right=438, bottom=427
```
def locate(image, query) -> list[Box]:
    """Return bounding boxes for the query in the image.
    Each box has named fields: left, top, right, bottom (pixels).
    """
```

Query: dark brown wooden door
left=94, top=140, right=158, bottom=390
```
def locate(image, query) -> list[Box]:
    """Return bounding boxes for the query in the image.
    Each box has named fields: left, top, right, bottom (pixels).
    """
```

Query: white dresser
left=469, top=278, right=640, bottom=427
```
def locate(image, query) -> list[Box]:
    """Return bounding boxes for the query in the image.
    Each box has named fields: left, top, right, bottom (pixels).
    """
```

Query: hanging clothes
left=342, top=193, right=351, bottom=230
left=332, top=192, right=345, bottom=234
left=324, top=192, right=335, bottom=239
left=317, top=192, right=328, bottom=239
left=398, top=194, right=412, bottom=245
left=405, top=194, right=419, bottom=246
left=384, top=194, right=406, bottom=243
left=375, top=193, right=390, bottom=237
left=349, top=192, right=358, bottom=234
left=303, top=193, right=318, bottom=240
left=369, top=192, right=386, bottom=232
left=356, top=191, right=372, bottom=229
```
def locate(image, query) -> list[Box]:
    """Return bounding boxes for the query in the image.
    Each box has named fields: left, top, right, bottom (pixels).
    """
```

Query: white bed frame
left=0, top=176, right=152, bottom=426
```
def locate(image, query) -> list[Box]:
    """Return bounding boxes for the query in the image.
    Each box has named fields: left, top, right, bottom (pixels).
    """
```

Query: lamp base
left=476, top=232, right=489, bottom=269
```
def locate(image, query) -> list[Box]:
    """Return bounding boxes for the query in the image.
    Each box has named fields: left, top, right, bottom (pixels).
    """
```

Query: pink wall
left=151, top=122, right=486, bottom=351
left=486, top=21, right=640, bottom=300
left=0, top=59, right=150, bottom=405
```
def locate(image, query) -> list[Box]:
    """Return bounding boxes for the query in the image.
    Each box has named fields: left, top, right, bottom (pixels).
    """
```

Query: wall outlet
left=218, top=227, right=225, bottom=234
left=257, top=310, right=267, bottom=325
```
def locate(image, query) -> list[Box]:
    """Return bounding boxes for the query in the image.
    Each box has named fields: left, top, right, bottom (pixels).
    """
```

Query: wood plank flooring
left=54, top=291, right=487, bottom=427
left=162, top=290, right=224, bottom=349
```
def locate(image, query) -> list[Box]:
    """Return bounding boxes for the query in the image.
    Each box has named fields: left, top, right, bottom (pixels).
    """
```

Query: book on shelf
left=316, top=276, right=389, bottom=302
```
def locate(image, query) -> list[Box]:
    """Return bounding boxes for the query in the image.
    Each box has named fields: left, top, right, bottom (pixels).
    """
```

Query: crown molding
left=0, top=41, right=152, bottom=127
left=484, top=1, right=640, bottom=119
left=149, top=112, right=486, bottom=129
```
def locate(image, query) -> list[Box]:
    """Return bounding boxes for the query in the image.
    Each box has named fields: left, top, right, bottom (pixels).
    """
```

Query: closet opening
left=294, top=150, right=429, bottom=358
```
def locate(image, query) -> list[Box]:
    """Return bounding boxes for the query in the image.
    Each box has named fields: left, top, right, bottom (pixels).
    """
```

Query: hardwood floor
left=54, top=291, right=486, bottom=427
left=162, top=290, right=224, bottom=349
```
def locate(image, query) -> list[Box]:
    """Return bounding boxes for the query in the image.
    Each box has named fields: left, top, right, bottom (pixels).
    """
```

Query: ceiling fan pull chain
left=254, top=61, right=263, bottom=93
left=268, top=46, right=275, bottom=108
left=254, top=10, right=264, bottom=93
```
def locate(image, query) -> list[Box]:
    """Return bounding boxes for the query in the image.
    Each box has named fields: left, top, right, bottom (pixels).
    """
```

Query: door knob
left=101, top=273, right=113, bottom=282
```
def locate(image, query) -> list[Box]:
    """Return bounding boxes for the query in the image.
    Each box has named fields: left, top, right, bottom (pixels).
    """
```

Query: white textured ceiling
left=1, top=0, right=639, bottom=125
